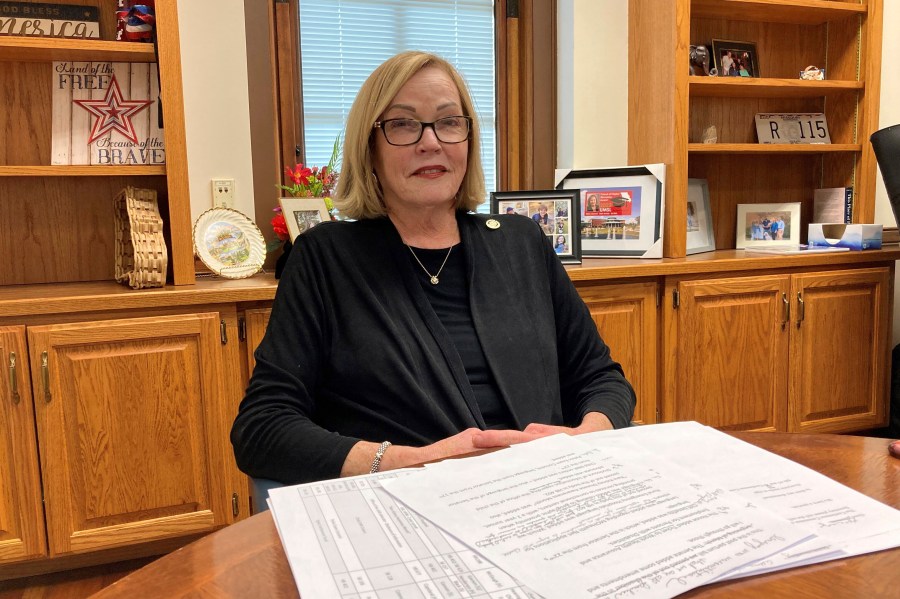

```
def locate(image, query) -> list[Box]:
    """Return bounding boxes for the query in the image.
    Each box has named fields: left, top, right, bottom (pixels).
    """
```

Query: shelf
left=690, top=77, right=863, bottom=98
left=688, top=143, right=860, bottom=154
left=691, top=0, right=867, bottom=25
left=0, top=166, right=167, bottom=176
left=0, top=38, right=156, bottom=63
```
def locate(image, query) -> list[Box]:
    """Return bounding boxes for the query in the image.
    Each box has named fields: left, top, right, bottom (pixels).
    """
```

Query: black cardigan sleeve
left=542, top=234, right=637, bottom=429
left=230, top=234, right=360, bottom=484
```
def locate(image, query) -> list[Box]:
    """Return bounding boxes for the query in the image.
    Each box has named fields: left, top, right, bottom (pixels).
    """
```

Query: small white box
left=808, top=223, right=882, bottom=250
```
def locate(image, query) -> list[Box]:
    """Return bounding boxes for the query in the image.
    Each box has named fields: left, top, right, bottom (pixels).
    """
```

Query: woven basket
left=114, top=186, right=168, bottom=289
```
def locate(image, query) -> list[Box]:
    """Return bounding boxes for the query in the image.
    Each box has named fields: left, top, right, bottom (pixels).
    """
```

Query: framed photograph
left=279, top=197, right=331, bottom=241
left=686, top=179, right=716, bottom=255
left=711, top=39, right=759, bottom=78
left=557, top=166, right=663, bottom=257
left=491, top=189, right=581, bottom=263
left=735, top=202, right=802, bottom=249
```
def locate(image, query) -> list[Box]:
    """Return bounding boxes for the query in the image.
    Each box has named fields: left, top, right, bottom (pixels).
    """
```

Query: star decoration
left=74, top=75, right=153, bottom=145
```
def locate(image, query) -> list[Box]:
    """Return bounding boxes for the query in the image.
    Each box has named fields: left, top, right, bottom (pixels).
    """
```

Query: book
left=813, top=186, right=853, bottom=224
left=742, top=245, right=850, bottom=255
left=0, top=2, right=99, bottom=38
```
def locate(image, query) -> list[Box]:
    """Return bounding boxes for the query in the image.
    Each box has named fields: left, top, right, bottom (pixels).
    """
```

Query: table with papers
left=268, top=422, right=900, bottom=599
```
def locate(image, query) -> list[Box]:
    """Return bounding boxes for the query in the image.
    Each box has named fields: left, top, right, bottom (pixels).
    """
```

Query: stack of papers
left=268, top=422, right=900, bottom=598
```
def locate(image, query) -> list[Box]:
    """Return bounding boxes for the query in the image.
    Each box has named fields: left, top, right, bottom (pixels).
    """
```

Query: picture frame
left=557, top=166, right=663, bottom=257
left=490, top=189, right=581, bottom=263
left=279, top=197, right=331, bottom=241
left=735, top=202, right=802, bottom=249
left=711, top=39, right=759, bottom=78
left=686, top=179, right=716, bottom=255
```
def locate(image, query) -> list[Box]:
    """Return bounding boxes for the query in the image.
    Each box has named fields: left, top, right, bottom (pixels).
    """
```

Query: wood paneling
left=0, top=327, right=45, bottom=564
left=789, top=268, right=890, bottom=432
left=28, top=314, right=231, bottom=555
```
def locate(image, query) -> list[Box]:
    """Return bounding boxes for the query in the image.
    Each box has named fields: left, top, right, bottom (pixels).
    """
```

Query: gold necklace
left=406, top=244, right=453, bottom=285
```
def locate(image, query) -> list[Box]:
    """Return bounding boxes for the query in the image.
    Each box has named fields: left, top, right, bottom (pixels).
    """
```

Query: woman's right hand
left=344, top=428, right=542, bottom=477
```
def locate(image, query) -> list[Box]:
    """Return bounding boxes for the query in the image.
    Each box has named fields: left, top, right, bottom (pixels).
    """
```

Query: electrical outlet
left=211, top=178, right=235, bottom=209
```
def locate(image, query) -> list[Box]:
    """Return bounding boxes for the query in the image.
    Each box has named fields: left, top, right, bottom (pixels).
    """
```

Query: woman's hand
left=523, top=411, right=614, bottom=437
left=342, top=428, right=542, bottom=477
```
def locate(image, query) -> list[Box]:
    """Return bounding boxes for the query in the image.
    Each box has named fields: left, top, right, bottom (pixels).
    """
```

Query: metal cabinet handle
left=41, top=351, right=51, bottom=402
left=8, top=352, right=19, bottom=404
left=781, top=293, right=790, bottom=330
left=796, top=292, right=805, bottom=327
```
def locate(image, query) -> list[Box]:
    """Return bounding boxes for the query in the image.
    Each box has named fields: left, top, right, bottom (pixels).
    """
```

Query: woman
left=231, top=51, right=635, bottom=484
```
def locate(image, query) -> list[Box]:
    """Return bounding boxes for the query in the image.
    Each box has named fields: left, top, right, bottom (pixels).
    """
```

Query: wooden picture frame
left=735, top=202, right=802, bottom=249
left=711, top=39, right=759, bottom=78
left=686, top=179, right=716, bottom=255
left=279, top=197, right=330, bottom=242
left=490, top=189, right=581, bottom=263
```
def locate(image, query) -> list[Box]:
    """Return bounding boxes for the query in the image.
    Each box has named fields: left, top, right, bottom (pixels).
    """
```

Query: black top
left=408, top=243, right=514, bottom=429
left=231, top=212, right=636, bottom=484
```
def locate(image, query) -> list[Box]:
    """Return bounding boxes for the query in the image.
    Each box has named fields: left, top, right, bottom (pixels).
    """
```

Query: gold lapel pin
left=486, top=219, right=500, bottom=230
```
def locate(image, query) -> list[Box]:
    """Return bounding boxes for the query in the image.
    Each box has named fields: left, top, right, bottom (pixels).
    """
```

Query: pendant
left=430, top=276, right=439, bottom=285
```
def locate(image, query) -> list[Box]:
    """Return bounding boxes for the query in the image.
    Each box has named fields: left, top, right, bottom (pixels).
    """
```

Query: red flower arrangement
left=271, top=140, right=340, bottom=246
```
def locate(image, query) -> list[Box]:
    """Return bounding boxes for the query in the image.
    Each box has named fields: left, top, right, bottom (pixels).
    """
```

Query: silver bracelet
left=370, top=441, right=392, bottom=474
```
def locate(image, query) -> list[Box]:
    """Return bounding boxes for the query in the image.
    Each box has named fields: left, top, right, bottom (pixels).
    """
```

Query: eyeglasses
left=373, top=116, right=472, bottom=146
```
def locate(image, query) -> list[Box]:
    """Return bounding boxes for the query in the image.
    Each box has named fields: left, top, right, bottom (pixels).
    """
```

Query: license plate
left=755, top=113, right=831, bottom=144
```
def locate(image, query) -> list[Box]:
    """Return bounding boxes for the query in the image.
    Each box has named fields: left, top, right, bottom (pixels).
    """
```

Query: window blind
left=299, top=0, right=496, bottom=210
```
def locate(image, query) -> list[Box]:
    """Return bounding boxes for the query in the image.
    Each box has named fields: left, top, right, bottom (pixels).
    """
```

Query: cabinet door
left=243, top=308, right=272, bottom=376
left=579, top=282, right=657, bottom=424
left=0, top=327, right=46, bottom=563
left=27, top=313, right=232, bottom=556
left=789, top=268, right=891, bottom=433
left=664, top=275, right=790, bottom=431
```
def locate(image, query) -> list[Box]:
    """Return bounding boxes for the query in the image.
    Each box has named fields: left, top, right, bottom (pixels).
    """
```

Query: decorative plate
left=192, top=208, right=266, bottom=279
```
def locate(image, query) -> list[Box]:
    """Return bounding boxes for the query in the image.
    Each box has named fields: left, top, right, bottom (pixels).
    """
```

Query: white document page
left=382, top=434, right=812, bottom=599
left=582, top=422, right=900, bottom=577
left=268, top=469, right=541, bottom=599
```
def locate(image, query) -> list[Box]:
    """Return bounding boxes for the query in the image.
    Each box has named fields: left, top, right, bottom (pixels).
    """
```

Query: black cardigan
left=231, top=212, right=635, bottom=483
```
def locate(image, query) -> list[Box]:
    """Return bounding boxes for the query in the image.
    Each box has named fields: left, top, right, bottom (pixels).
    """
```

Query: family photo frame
left=686, top=179, right=716, bottom=255
left=735, top=202, right=802, bottom=248
left=279, top=197, right=331, bottom=241
left=491, top=189, right=581, bottom=263
left=556, top=165, right=664, bottom=257
left=711, top=39, right=759, bottom=78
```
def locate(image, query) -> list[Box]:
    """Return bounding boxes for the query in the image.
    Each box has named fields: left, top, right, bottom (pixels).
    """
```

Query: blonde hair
left=334, top=51, right=485, bottom=220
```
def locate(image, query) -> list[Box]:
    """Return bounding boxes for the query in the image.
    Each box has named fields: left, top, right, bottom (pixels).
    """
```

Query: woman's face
left=373, top=67, right=468, bottom=215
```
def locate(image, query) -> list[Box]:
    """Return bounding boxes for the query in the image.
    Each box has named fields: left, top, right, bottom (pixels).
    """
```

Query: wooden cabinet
left=0, top=0, right=194, bottom=286
left=663, top=275, right=790, bottom=430
left=629, top=0, right=883, bottom=257
left=663, top=266, right=891, bottom=432
left=28, top=314, right=233, bottom=557
left=0, top=295, right=262, bottom=574
left=577, top=281, right=658, bottom=424
left=789, top=268, right=891, bottom=432
left=0, top=327, right=45, bottom=563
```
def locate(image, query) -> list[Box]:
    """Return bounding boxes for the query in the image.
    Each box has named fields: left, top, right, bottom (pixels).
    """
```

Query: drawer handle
left=41, top=351, right=51, bottom=403
left=8, top=352, right=19, bottom=404
left=781, top=293, right=790, bottom=330
left=797, top=293, right=805, bottom=327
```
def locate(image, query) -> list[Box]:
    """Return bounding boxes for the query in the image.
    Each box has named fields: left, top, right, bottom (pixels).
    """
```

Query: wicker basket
left=114, top=186, right=168, bottom=289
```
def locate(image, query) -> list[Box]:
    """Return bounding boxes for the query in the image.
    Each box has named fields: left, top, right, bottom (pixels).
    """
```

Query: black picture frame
left=711, top=39, right=760, bottom=78
left=557, top=166, right=663, bottom=257
left=490, top=189, right=582, bottom=263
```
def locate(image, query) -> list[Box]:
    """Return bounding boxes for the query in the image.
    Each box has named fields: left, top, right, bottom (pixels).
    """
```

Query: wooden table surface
left=93, top=432, right=900, bottom=598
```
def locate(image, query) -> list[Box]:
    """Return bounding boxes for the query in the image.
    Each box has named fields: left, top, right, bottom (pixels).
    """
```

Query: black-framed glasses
left=373, top=116, right=471, bottom=146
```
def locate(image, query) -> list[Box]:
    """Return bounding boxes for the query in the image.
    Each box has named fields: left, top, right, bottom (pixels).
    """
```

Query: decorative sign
left=51, top=61, right=165, bottom=166
left=755, top=113, right=831, bottom=145
left=0, top=2, right=99, bottom=38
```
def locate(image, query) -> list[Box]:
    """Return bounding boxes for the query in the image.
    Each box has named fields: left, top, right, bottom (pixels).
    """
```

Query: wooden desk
left=93, top=432, right=900, bottom=598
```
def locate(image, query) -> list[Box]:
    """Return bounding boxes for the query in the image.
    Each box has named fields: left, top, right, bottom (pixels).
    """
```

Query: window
left=298, top=0, right=496, bottom=208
